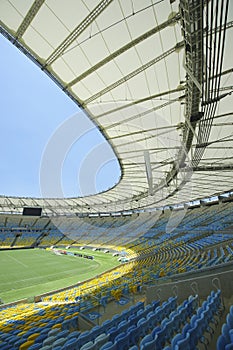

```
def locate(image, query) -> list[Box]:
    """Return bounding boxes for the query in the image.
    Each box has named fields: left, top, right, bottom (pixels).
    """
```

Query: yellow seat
left=27, top=333, right=40, bottom=341
left=19, top=340, right=34, bottom=350
left=52, top=323, right=61, bottom=329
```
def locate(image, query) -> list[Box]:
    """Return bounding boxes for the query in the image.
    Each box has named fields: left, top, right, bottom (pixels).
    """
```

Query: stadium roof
left=0, top=0, right=233, bottom=216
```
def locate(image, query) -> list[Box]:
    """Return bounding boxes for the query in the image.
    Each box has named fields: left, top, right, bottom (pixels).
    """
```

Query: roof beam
left=108, top=124, right=176, bottom=140
left=84, top=41, right=184, bottom=105
left=67, top=12, right=181, bottom=88
left=95, top=86, right=185, bottom=119
left=193, top=164, right=233, bottom=171
left=44, top=0, right=114, bottom=66
left=104, top=97, right=183, bottom=131
left=16, top=0, right=45, bottom=39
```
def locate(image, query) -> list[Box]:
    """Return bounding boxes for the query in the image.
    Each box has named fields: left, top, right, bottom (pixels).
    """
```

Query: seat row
left=137, top=290, right=222, bottom=350
left=217, top=304, right=233, bottom=350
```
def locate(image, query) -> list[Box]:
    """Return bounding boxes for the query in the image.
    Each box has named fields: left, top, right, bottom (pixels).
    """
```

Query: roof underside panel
left=0, top=0, right=233, bottom=215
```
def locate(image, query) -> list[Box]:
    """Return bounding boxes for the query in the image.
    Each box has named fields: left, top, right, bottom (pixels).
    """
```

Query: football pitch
left=0, top=248, right=120, bottom=303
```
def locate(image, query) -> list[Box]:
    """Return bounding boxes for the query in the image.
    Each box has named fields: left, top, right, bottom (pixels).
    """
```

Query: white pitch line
left=6, top=253, right=28, bottom=268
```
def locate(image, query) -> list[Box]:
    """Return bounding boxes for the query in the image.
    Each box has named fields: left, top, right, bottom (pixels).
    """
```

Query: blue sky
left=0, top=35, right=120, bottom=198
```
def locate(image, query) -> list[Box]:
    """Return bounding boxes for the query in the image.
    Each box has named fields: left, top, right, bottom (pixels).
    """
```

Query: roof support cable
left=192, top=0, right=229, bottom=166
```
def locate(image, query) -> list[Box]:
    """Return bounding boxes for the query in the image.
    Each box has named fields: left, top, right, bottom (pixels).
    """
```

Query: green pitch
left=0, top=248, right=120, bottom=303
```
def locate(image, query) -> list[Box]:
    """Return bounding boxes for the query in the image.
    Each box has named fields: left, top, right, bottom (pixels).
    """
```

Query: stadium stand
left=1, top=0, right=233, bottom=348
left=0, top=199, right=233, bottom=348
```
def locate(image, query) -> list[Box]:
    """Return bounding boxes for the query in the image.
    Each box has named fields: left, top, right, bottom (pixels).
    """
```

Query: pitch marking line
left=6, top=253, right=28, bottom=268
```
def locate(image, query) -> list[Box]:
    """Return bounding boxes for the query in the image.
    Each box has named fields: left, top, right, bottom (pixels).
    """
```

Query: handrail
left=190, top=281, right=198, bottom=295
left=172, top=285, right=178, bottom=297
left=156, top=288, right=162, bottom=301
left=212, top=277, right=225, bottom=309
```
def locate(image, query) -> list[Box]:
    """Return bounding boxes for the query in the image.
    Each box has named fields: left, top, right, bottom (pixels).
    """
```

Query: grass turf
left=0, top=248, right=120, bottom=303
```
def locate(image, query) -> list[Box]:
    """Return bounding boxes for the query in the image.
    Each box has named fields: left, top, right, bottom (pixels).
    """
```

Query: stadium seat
left=99, top=342, right=117, bottom=350
left=19, top=340, right=35, bottom=350
left=221, top=323, right=231, bottom=343
left=140, top=335, right=158, bottom=350
left=114, top=332, right=130, bottom=350
left=13, top=338, right=27, bottom=348
left=61, top=337, right=78, bottom=350
left=0, top=343, right=11, bottom=350
left=52, top=337, right=67, bottom=348
left=227, top=313, right=233, bottom=328
left=216, top=334, right=228, bottom=350
left=175, top=332, right=190, bottom=350
left=43, top=336, right=56, bottom=347
left=39, top=346, right=53, bottom=350
left=127, top=324, right=141, bottom=346
left=27, top=344, right=42, bottom=350
left=140, top=334, right=153, bottom=349
left=48, top=329, right=60, bottom=337
left=34, top=333, right=48, bottom=344
left=79, top=341, right=96, bottom=350
left=94, top=333, right=109, bottom=348
left=55, top=330, right=70, bottom=340
left=27, top=333, right=40, bottom=341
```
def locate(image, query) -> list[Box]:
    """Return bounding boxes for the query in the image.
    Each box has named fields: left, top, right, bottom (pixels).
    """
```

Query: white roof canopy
left=0, top=0, right=233, bottom=215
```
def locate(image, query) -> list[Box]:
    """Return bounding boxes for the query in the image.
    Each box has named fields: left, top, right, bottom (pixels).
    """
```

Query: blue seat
left=140, top=336, right=157, bottom=350
left=99, top=341, right=117, bottom=350
left=230, top=305, right=233, bottom=317
left=61, top=320, right=71, bottom=331
left=117, top=320, right=129, bottom=334
left=77, top=331, right=91, bottom=346
left=48, top=329, right=60, bottom=337
left=115, top=332, right=130, bottom=350
left=229, top=329, right=233, bottom=343
left=127, top=325, right=140, bottom=346
left=34, top=334, right=48, bottom=344
left=171, top=332, right=185, bottom=349
left=80, top=341, right=96, bottom=350
left=146, top=311, right=158, bottom=330
left=151, top=326, right=161, bottom=339
left=140, top=334, right=153, bottom=349
left=56, top=330, right=70, bottom=339
left=137, top=318, right=149, bottom=338
left=108, top=327, right=119, bottom=342
left=52, top=337, right=67, bottom=348
left=40, top=346, right=53, bottom=350
left=101, top=320, right=113, bottom=333
left=94, top=333, right=109, bottom=348
left=178, top=306, right=188, bottom=325
left=89, top=326, right=101, bottom=340
left=216, top=334, right=228, bottom=350
left=154, top=327, right=167, bottom=349
left=162, top=317, right=174, bottom=340
left=40, top=327, right=51, bottom=335
left=174, top=332, right=190, bottom=350
left=226, top=345, right=233, bottom=350
left=227, top=313, right=233, bottom=328
left=28, top=344, right=42, bottom=350
left=66, top=330, right=81, bottom=340
left=14, top=338, right=29, bottom=348
left=6, top=334, right=19, bottom=345
left=0, top=343, right=11, bottom=350
left=61, top=337, right=78, bottom=350
left=112, top=314, right=121, bottom=324
left=43, top=335, right=56, bottom=347
left=187, top=323, right=199, bottom=349
left=171, top=312, right=182, bottom=334
left=221, top=323, right=231, bottom=343
left=153, top=306, right=163, bottom=323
